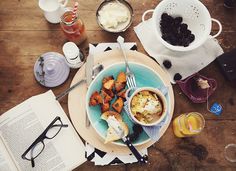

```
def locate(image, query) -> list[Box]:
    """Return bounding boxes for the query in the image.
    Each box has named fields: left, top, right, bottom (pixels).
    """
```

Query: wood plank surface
left=0, top=0, right=236, bottom=171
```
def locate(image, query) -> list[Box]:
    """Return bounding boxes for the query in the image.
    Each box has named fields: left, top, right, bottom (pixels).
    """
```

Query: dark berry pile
left=160, top=13, right=195, bottom=47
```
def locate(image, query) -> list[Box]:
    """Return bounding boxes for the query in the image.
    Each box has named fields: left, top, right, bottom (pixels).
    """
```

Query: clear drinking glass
left=173, top=112, right=205, bottom=138
left=224, top=144, right=236, bottom=162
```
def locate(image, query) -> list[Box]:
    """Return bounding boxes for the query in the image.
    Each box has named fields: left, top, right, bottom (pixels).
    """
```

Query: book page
left=0, top=135, right=19, bottom=171
left=0, top=90, right=86, bottom=171
left=29, top=90, right=86, bottom=170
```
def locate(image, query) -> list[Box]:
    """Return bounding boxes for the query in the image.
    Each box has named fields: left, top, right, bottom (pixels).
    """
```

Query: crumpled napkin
left=134, top=19, right=224, bottom=83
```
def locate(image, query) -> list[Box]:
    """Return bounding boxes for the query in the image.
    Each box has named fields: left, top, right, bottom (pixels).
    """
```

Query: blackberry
left=163, top=60, right=172, bottom=69
left=183, top=29, right=191, bottom=37
left=174, top=17, right=183, bottom=25
left=161, top=13, right=169, bottom=21
left=160, top=13, right=195, bottom=47
left=174, top=73, right=182, bottom=81
left=189, top=34, right=195, bottom=42
left=180, top=23, right=188, bottom=32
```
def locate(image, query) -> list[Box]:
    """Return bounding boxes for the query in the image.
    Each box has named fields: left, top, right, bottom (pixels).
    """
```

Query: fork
left=117, top=36, right=137, bottom=88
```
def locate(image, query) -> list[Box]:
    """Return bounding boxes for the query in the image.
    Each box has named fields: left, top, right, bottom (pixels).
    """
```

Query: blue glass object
left=210, top=102, right=223, bottom=116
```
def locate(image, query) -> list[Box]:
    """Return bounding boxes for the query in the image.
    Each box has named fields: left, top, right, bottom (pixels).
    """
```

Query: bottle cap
left=34, top=52, right=70, bottom=87
left=63, top=42, right=80, bottom=60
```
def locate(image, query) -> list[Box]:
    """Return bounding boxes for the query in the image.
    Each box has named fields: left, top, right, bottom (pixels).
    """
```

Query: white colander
left=142, top=0, right=222, bottom=51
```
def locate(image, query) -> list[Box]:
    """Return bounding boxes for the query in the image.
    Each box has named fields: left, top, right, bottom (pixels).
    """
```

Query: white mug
left=39, top=0, right=68, bottom=24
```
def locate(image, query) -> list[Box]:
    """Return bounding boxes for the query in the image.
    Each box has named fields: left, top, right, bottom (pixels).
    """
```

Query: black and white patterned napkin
left=85, top=142, right=148, bottom=165
left=86, top=41, right=148, bottom=166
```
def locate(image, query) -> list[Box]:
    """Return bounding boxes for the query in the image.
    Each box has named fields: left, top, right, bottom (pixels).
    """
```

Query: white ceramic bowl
left=96, top=0, right=133, bottom=33
left=142, top=0, right=222, bottom=51
left=126, top=87, right=168, bottom=127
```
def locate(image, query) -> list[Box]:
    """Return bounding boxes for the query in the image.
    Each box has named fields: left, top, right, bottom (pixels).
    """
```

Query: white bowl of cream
left=96, top=0, right=133, bottom=32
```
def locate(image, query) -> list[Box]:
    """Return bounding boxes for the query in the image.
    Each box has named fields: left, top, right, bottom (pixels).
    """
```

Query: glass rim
left=186, top=112, right=205, bottom=132
left=61, top=8, right=78, bottom=26
left=177, top=112, right=205, bottom=133
left=224, top=143, right=236, bottom=162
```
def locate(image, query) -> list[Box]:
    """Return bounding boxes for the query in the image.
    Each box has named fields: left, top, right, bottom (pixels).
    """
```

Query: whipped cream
left=98, top=2, right=131, bottom=31
left=144, top=98, right=161, bottom=114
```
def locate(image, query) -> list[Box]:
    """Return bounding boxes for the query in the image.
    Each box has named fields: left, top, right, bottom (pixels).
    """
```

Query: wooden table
left=0, top=0, right=236, bottom=170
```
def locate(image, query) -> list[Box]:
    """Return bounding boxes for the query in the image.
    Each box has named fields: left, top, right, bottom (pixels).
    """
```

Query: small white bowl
left=96, top=0, right=133, bottom=33
left=126, top=87, right=168, bottom=127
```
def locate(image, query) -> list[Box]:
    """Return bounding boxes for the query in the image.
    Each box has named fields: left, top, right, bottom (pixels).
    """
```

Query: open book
left=0, top=90, right=86, bottom=171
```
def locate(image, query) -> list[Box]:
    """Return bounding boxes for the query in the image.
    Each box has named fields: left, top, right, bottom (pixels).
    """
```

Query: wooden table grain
left=0, top=0, right=236, bottom=170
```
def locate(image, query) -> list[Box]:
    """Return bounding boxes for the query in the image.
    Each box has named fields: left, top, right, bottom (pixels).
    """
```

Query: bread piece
left=112, top=97, right=124, bottom=113
left=101, top=111, right=129, bottom=144
left=117, top=89, right=127, bottom=99
left=101, top=89, right=113, bottom=103
left=117, top=72, right=126, bottom=83
left=101, top=111, right=122, bottom=121
left=103, top=79, right=115, bottom=90
left=114, top=72, right=127, bottom=92
left=102, top=75, right=115, bottom=90
left=101, top=102, right=110, bottom=113
left=103, top=88, right=115, bottom=98
left=89, top=91, right=103, bottom=106
left=104, top=127, right=121, bottom=143
left=102, top=76, right=114, bottom=84
left=115, top=82, right=126, bottom=92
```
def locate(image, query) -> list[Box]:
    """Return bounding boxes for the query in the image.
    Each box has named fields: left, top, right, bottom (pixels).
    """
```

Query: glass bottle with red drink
left=60, top=8, right=87, bottom=45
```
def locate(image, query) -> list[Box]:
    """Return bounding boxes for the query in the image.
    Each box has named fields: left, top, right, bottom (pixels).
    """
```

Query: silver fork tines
left=126, top=71, right=136, bottom=88
left=117, top=36, right=136, bottom=89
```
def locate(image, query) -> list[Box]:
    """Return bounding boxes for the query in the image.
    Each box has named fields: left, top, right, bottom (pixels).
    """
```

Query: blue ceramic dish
left=86, top=62, right=170, bottom=146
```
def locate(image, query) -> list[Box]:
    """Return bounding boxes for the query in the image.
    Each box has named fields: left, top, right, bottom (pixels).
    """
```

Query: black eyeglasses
left=21, top=116, right=68, bottom=167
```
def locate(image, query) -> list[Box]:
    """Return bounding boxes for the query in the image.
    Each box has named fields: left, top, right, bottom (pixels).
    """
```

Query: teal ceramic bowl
left=86, top=62, right=170, bottom=146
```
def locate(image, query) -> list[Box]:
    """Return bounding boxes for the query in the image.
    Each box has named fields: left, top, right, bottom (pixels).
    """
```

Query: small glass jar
left=172, top=112, right=205, bottom=138
left=60, top=8, right=87, bottom=45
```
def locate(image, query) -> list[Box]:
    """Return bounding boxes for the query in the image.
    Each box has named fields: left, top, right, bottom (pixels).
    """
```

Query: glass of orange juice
left=173, top=112, right=205, bottom=137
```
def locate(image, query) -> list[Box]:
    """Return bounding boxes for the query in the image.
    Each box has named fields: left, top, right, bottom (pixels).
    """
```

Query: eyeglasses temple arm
left=51, top=124, right=68, bottom=127
left=31, top=158, right=35, bottom=167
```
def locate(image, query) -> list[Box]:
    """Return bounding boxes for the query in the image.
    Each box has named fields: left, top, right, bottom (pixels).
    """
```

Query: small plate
left=86, top=62, right=171, bottom=146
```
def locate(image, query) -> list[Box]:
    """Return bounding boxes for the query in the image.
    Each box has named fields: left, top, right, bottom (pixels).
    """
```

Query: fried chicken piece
left=89, top=91, right=103, bottom=106
left=112, top=97, right=124, bottom=113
